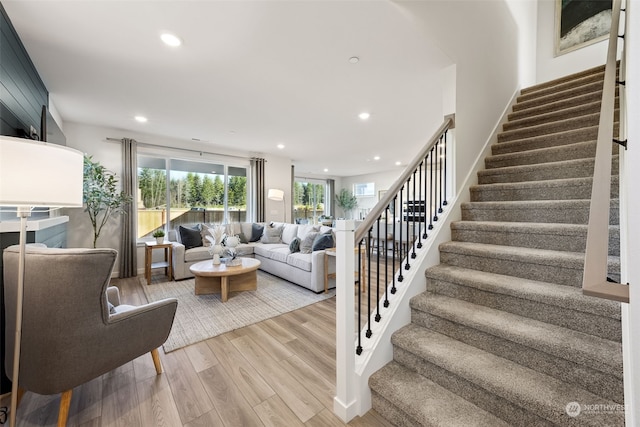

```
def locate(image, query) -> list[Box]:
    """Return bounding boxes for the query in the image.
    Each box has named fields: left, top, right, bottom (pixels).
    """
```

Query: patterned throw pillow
left=261, top=225, right=283, bottom=244
left=300, top=231, right=319, bottom=254
left=312, top=233, right=334, bottom=251
left=289, top=237, right=301, bottom=253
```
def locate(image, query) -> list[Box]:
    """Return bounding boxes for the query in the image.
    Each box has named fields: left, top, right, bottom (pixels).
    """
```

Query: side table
left=145, top=241, right=173, bottom=283
left=324, top=247, right=367, bottom=294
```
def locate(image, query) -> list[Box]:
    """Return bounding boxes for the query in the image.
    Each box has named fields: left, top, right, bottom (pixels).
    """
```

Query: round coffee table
left=189, top=258, right=261, bottom=302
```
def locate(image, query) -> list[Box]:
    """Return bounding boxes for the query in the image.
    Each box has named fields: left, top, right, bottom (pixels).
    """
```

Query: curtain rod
left=106, top=137, right=258, bottom=161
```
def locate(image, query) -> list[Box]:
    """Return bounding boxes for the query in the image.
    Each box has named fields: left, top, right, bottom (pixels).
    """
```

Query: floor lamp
left=0, top=136, right=84, bottom=427
left=267, top=188, right=286, bottom=223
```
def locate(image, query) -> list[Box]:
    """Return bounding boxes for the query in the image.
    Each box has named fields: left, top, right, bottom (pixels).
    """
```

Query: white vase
left=156, top=236, right=164, bottom=244
left=212, top=253, right=221, bottom=265
left=212, top=244, right=223, bottom=265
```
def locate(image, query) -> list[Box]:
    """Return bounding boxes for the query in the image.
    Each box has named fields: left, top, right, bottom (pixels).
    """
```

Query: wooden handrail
left=582, top=0, right=628, bottom=303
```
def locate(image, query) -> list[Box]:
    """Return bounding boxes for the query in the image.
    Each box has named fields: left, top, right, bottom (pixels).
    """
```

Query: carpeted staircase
left=369, top=65, right=624, bottom=426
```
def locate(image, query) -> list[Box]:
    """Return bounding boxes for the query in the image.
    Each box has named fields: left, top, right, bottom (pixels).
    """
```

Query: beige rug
left=142, top=271, right=335, bottom=352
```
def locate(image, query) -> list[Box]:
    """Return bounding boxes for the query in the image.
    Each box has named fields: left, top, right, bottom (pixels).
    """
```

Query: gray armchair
left=3, top=245, right=178, bottom=426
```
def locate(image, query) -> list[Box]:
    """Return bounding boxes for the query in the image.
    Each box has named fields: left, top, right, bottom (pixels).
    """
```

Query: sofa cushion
left=200, top=223, right=213, bottom=247
left=297, top=224, right=319, bottom=240
left=319, top=225, right=333, bottom=234
left=250, top=223, right=264, bottom=242
left=300, top=231, right=319, bottom=254
left=289, top=237, right=300, bottom=253
left=281, top=224, right=298, bottom=245
left=312, top=233, right=334, bottom=251
left=270, top=247, right=290, bottom=263
left=261, top=225, right=283, bottom=244
left=178, top=225, right=202, bottom=250
left=234, top=243, right=255, bottom=256
left=254, top=243, right=287, bottom=258
left=184, top=245, right=211, bottom=262
left=287, top=252, right=312, bottom=272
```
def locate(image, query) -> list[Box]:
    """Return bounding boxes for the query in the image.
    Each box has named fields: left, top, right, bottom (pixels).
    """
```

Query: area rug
left=142, top=271, right=335, bottom=352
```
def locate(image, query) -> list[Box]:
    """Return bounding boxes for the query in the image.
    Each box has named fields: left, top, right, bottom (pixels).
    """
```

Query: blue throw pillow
left=250, top=223, right=264, bottom=242
left=178, top=225, right=202, bottom=250
left=312, top=233, right=334, bottom=252
left=289, top=237, right=301, bottom=253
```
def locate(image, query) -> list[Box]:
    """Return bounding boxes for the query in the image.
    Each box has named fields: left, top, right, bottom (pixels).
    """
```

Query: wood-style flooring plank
left=254, top=394, right=305, bottom=427
left=182, top=409, right=225, bottom=427
left=205, top=335, right=275, bottom=407
left=100, top=368, right=142, bottom=427
left=230, top=335, right=324, bottom=423
left=305, top=408, right=348, bottom=427
left=184, top=340, right=219, bottom=373
left=282, top=355, right=335, bottom=410
left=135, top=374, right=183, bottom=427
left=198, top=364, right=263, bottom=426
left=260, top=317, right=297, bottom=343
left=245, top=323, right=294, bottom=362
left=67, top=376, right=102, bottom=426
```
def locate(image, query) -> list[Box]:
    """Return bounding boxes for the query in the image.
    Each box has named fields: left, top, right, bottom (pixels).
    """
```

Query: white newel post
left=334, top=220, right=358, bottom=422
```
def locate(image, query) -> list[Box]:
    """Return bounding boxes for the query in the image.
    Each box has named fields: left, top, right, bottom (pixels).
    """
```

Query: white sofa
left=170, top=222, right=336, bottom=293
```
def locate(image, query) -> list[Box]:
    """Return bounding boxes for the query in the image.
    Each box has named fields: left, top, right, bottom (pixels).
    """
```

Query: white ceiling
left=3, top=0, right=451, bottom=177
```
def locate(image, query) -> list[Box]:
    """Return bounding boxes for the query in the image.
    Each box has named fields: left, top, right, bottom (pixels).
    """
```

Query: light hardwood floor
left=2, top=270, right=395, bottom=427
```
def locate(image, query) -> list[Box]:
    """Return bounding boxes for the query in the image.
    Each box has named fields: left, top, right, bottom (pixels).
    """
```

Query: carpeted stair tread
left=516, top=71, right=604, bottom=103
left=512, top=81, right=606, bottom=113
left=390, top=325, right=624, bottom=426
left=369, top=361, right=511, bottom=427
left=469, top=176, right=618, bottom=202
left=478, top=156, right=619, bottom=184
left=438, top=241, right=620, bottom=287
left=508, top=90, right=608, bottom=122
left=424, top=264, right=622, bottom=344
left=485, top=140, right=618, bottom=169
left=450, top=220, right=620, bottom=255
left=491, top=126, right=599, bottom=155
left=410, top=293, right=622, bottom=375
left=461, top=199, right=619, bottom=225
left=497, top=111, right=618, bottom=143
left=503, top=100, right=606, bottom=132
left=519, top=65, right=604, bottom=96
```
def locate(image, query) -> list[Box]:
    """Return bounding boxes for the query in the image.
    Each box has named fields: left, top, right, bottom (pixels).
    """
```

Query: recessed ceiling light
left=349, top=56, right=359, bottom=64
left=395, top=161, right=402, bottom=166
left=373, top=156, right=380, bottom=161
left=134, top=116, right=148, bottom=123
left=323, top=168, right=329, bottom=172
left=160, top=32, right=182, bottom=47
left=277, top=143, right=285, bottom=149
left=358, top=112, right=370, bottom=120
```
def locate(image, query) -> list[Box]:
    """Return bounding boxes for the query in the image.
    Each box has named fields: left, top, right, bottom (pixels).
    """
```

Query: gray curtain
left=120, top=138, right=137, bottom=277
left=327, top=178, right=335, bottom=217
left=253, top=158, right=266, bottom=222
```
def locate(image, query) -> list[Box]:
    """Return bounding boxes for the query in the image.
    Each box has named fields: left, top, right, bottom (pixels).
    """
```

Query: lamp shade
left=0, top=136, right=84, bottom=207
left=267, top=188, right=284, bottom=201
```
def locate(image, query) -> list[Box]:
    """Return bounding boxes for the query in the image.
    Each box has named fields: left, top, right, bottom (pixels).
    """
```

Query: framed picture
left=555, top=0, right=612, bottom=56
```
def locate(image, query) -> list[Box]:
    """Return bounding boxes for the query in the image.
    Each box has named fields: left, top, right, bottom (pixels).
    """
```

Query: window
left=137, top=154, right=249, bottom=239
left=354, top=182, right=375, bottom=197
left=293, top=178, right=328, bottom=224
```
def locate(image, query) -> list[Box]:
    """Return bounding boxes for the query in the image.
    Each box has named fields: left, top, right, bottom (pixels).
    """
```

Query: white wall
left=398, top=0, right=521, bottom=193
left=339, top=169, right=402, bottom=219
left=536, top=0, right=609, bottom=83
left=505, top=0, right=539, bottom=87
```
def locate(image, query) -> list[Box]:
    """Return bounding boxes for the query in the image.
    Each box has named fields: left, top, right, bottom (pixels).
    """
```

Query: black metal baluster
left=397, top=188, right=404, bottom=282
left=356, top=239, right=363, bottom=355
left=429, top=147, right=434, bottom=230
left=438, top=136, right=444, bottom=214
left=366, top=229, right=372, bottom=338
left=384, top=211, right=390, bottom=307
left=391, top=196, right=398, bottom=292
left=375, top=218, right=381, bottom=322
left=405, top=179, right=411, bottom=270
left=443, top=131, right=448, bottom=207
left=434, top=138, right=440, bottom=222
left=411, top=170, right=417, bottom=258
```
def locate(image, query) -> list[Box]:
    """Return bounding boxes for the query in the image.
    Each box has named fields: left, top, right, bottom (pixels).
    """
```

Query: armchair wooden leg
left=151, top=348, right=163, bottom=374
left=57, top=390, right=72, bottom=427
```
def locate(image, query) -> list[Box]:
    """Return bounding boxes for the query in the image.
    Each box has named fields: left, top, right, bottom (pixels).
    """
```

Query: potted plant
left=335, top=188, right=358, bottom=219
left=152, top=229, right=165, bottom=244
left=83, top=155, right=132, bottom=248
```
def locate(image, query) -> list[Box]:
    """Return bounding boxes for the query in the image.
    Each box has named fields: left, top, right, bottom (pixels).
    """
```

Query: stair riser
left=508, top=91, right=606, bottom=121
left=520, top=65, right=604, bottom=95
left=424, top=277, right=622, bottom=340
left=498, top=112, right=617, bottom=144
left=392, top=347, right=555, bottom=426
left=513, top=81, right=604, bottom=112
left=503, top=101, right=605, bottom=132
left=410, top=311, right=624, bottom=404
left=439, top=250, right=584, bottom=287
left=486, top=142, right=618, bottom=169
left=492, top=127, right=598, bottom=155
left=478, top=158, right=619, bottom=184
left=370, top=393, right=422, bottom=427
left=518, top=72, right=605, bottom=101
left=470, top=178, right=619, bottom=202
left=451, top=226, right=620, bottom=256
left=460, top=202, right=619, bottom=225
